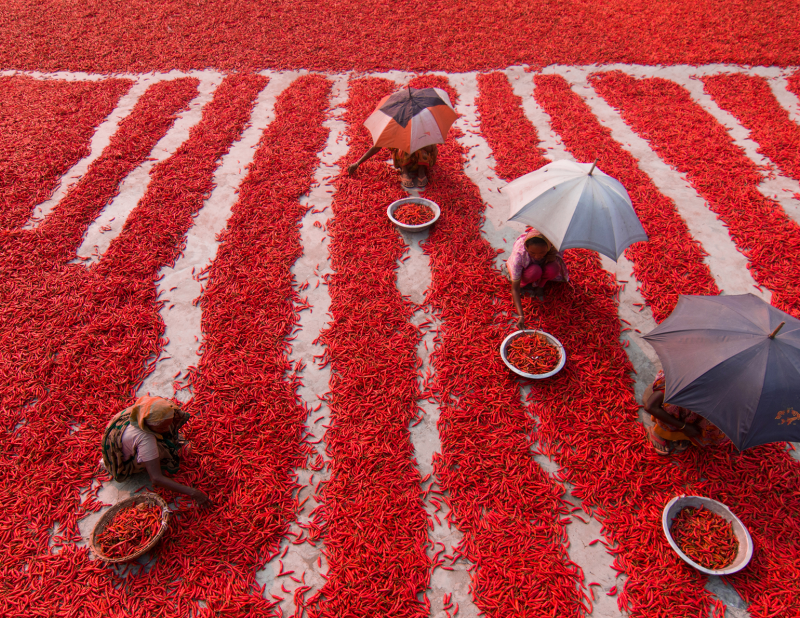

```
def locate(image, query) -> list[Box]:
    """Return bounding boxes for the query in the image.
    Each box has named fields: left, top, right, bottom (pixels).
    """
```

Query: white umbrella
left=502, top=160, right=648, bottom=260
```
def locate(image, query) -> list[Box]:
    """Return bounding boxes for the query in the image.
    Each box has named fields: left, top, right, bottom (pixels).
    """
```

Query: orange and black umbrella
left=363, top=86, right=458, bottom=154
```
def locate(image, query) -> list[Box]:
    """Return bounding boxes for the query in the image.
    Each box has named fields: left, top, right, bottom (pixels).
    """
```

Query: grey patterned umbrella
left=643, top=294, right=800, bottom=450
left=503, top=160, right=648, bottom=261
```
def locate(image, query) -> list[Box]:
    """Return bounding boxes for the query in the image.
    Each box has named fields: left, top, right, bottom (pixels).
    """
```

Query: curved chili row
left=475, top=72, right=549, bottom=182
left=702, top=73, right=800, bottom=182
left=531, top=73, right=719, bottom=321
left=0, top=75, right=132, bottom=228
left=591, top=70, right=800, bottom=320
left=419, top=73, right=589, bottom=618
left=476, top=71, right=720, bottom=616
left=304, top=76, right=432, bottom=618
left=0, top=74, right=270, bottom=616
left=117, top=73, right=333, bottom=616
left=0, top=76, right=199, bottom=565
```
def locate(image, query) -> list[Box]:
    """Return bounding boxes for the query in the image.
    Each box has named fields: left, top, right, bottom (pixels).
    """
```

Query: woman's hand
left=516, top=316, right=525, bottom=330
left=682, top=423, right=701, bottom=439
left=191, top=489, right=212, bottom=508
left=347, top=163, right=359, bottom=176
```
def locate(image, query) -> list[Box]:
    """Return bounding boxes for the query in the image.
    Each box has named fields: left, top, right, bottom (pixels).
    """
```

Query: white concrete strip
left=505, top=67, right=575, bottom=165
left=527, top=446, right=625, bottom=618
left=497, top=70, right=628, bottom=618
left=549, top=64, right=751, bottom=618
left=76, top=73, right=224, bottom=264
left=548, top=65, right=768, bottom=300
left=374, top=70, right=479, bottom=618
left=254, top=73, right=349, bottom=615
left=399, top=231, right=479, bottom=618
left=446, top=72, right=526, bottom=265
left=599, top=254, right=661, bottom=401
left=137, top=72, right=300, bottom=400
left=24, top=77, right=148, bottom=228
left=678, top=71, right=800, bottom=225
left=766, top=74, right=800, bottom=125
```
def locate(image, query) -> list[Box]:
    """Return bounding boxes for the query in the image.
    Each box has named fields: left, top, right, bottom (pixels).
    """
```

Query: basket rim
left=661, top=494, right=753, bottom=575
left=500, top=329, right=566, bottom=379
left=90, top=492, right=170, bottom=563
left=387, top=197, right=441, bottom=231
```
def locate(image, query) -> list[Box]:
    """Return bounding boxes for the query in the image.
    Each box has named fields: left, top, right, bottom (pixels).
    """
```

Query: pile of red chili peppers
left=96, top=502, right=162, bottom=559
left=392, top=202, right=435, bottom=226
left=1, top=39, right=800, bottom=618
left=670, top=506, right=739, bottom=570
left=476, top=71, right=800, bottom=618
left=0, top=0, right=798, bottom=72
left=506, top=332, right=560, bottom=375
left=0, top=73, right=328, bottom=616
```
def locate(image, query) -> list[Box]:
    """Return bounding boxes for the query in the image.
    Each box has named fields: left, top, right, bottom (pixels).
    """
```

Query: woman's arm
left=510, top=279, right=525, bottom=330
left=347, top=146, right=381, bottom=175
left=644, top=391, right=701, bottom=438
left=143, top=459, right=211, bottom=507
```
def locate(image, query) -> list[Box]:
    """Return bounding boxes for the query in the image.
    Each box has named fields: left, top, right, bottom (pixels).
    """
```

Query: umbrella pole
left=588, top=159, right=597, bottom=175
left=768, top=321, right=786, bottom=339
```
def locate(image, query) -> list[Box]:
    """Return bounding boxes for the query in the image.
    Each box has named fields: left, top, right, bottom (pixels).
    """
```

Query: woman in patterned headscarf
left=643, top=370, right=729, bottom=455
left=101, top=396, right=210, bottom=507
left=503, top=228, right=569, bottom=329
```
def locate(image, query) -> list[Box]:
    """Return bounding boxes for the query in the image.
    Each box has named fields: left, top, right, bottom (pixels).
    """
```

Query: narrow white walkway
left=546, top=65, right=768, bottom=302
left=687, top=74, right=800, bottom=225
left=76, top=73, right=223, bottom=264
left=24, top=76, right=148, bottom=228
left=765, top=74, right=800, bottom=124
left=543, top=65, right=753, bottom=618
left=398, top=228, right=479, bottom=618
left=137, top=72, right=300, bottom=400
left=254, top=73, right=349, bottom=615
left=485, top=70, right=629, bottom=617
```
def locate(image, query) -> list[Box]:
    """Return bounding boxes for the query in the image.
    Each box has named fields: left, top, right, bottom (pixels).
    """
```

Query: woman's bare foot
left=400, top=170, right=415, bottom=188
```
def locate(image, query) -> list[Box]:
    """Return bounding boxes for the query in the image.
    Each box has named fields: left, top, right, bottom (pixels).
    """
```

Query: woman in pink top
left=101, top=396, right=210, bottom=507
left=504, top=229, right=569, bottom=329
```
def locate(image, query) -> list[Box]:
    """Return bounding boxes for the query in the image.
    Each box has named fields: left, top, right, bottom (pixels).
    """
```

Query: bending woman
left=504, top=229, right=569, bottom=329
left=348, top=144, right=437, bottom=189
left=643, top=370, right=728, bottom=455
left=101, top=396, right=210, bottom=506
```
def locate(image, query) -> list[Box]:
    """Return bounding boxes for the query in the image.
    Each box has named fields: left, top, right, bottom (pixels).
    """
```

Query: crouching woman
left=101, top=396, right=211, bottom=507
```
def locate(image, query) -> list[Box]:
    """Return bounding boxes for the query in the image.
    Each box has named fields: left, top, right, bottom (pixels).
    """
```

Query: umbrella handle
left=768, top=321, right=785, bottom=339
left=588, top=159, right=597, bottom=176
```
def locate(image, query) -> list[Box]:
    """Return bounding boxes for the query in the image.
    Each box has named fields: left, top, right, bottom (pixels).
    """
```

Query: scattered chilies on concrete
left=703, top=73, right=800, bottom=183
left=591, top=70, right=800, bottom=320
left=417, top=74, right=589, bottom=618
left=0, top=75, right=132, bottom=229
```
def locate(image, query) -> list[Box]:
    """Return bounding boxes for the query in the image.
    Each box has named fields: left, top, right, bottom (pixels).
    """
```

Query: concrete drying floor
left=59, top=64, right=800, bottom=618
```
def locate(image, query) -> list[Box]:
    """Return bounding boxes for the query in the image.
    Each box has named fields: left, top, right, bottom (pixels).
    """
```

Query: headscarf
left=524, top=227, right=554, bottom=252
left=127, top=396, right=176, bottom=435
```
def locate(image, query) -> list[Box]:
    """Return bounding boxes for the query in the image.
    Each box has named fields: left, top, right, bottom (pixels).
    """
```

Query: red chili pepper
left=670, top=506, right=739, bottom=569
left=392, top=202, right=435, bottom=226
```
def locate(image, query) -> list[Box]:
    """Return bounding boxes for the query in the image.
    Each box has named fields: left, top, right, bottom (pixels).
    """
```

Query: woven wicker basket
left=90, top=492, right=170, bottom=563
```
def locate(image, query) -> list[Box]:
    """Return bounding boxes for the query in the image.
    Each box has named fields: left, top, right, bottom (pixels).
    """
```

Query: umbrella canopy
left=363, top=87, right=457, bottom=154
left=643, top=294, right=800, bottom=450
left=502, top=160, right=648, bottom=261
